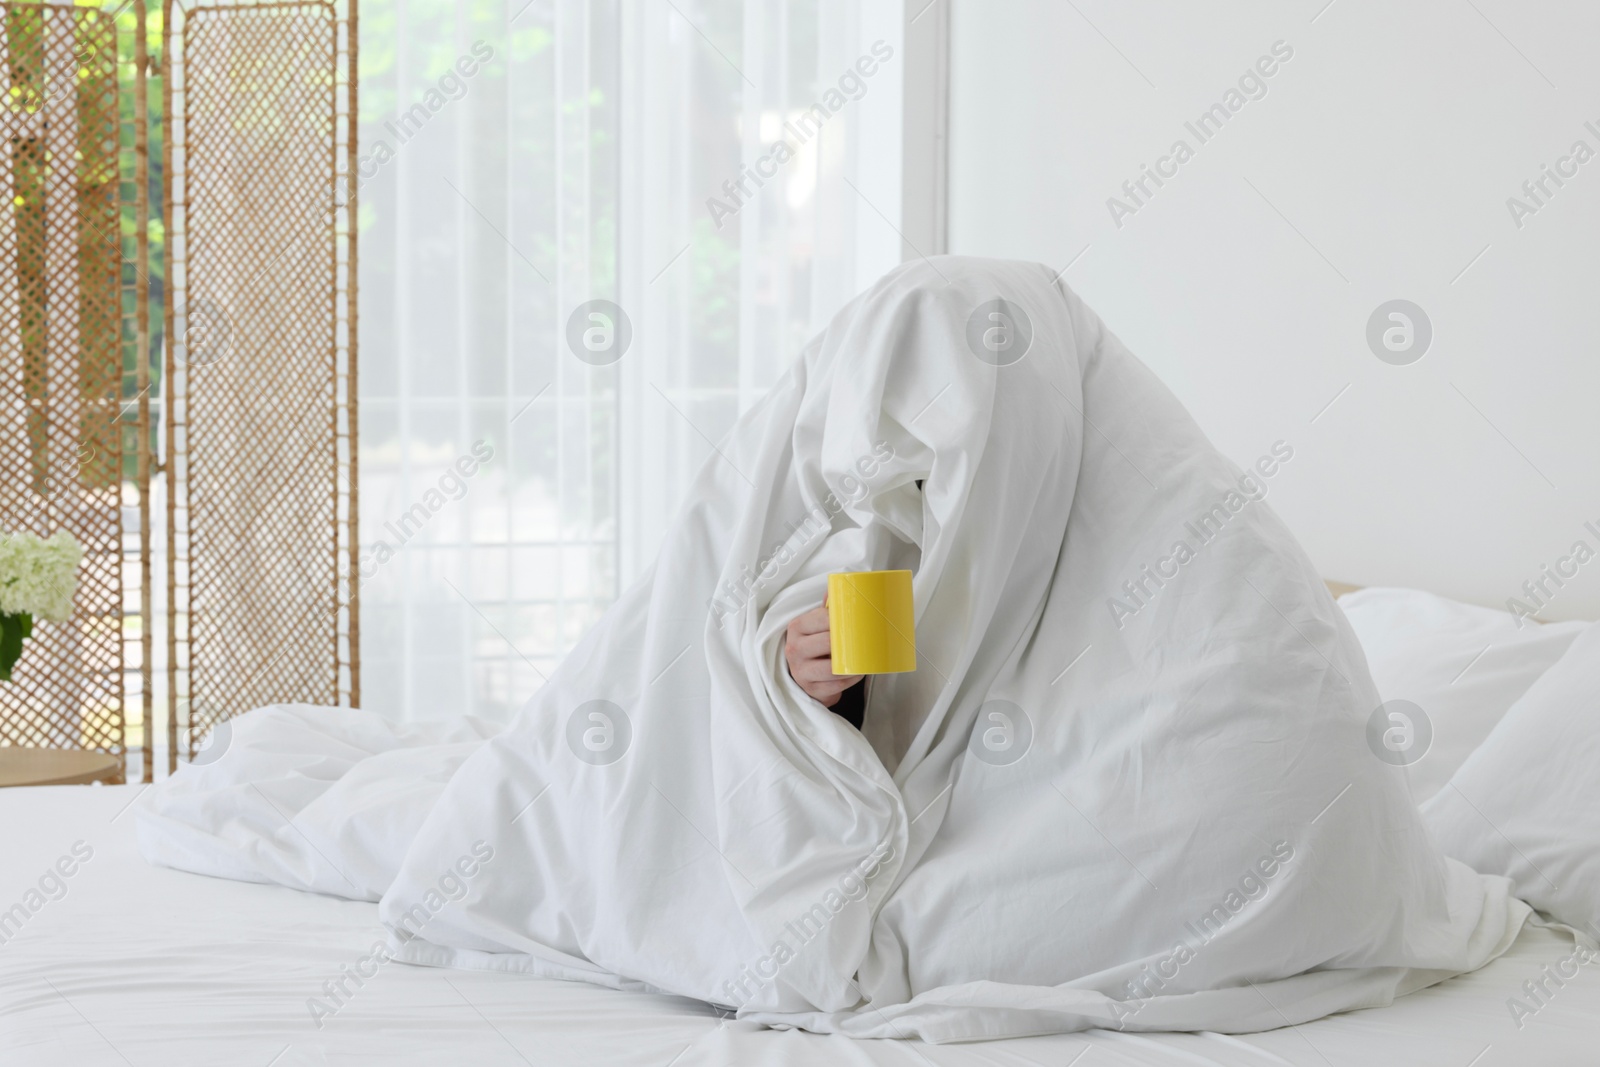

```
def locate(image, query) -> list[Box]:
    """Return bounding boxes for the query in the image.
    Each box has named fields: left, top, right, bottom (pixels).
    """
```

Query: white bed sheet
left=2, top=784, right=1595, bottom=1066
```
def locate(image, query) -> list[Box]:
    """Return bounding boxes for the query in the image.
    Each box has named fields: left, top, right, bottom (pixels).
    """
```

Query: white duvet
left=139, top=257, right=1527, bottom=1042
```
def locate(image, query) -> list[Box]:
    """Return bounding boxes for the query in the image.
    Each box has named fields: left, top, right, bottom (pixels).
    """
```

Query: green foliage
left=0, top=612, right=33, bottom=682
left=98, top=0, right=165, bottom=480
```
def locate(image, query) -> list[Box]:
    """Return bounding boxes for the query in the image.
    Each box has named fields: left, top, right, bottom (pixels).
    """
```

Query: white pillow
left=1422, top=622, right=1600, bottom=934
left=1338, top=587, right=1589, bottom=802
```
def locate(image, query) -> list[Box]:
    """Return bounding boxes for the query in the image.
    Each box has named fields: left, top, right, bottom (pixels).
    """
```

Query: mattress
left=2, top=784, right=1596, bottom=1066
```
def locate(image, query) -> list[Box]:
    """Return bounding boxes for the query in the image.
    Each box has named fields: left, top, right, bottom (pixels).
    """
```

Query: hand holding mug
left=785, top=595, right=864, bottom=707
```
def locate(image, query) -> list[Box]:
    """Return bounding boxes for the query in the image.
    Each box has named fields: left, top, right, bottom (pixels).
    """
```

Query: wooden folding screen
left=0, top=3, right=135, bottom=780
left=163, top=0, right=358, bottom=769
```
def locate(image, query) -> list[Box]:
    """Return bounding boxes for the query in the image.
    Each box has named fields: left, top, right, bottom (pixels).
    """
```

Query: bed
left=7, top=579, right=1600, bottom=1064
left=2, top=781, right=1595, bottom=1066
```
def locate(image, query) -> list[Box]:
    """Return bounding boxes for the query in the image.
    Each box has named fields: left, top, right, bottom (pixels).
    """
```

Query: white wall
left=946, top=0, right=1600, bottom=621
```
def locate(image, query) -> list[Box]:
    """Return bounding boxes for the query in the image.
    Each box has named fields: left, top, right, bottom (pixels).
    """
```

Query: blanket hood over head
left=139, top=256, right=1528, bottom=1042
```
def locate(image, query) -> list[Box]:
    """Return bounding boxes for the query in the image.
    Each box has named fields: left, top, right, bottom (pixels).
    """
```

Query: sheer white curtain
left=356, top=0, right=904, bottom=722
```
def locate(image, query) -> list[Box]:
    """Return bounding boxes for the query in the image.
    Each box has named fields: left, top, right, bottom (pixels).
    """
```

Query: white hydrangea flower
left=0, top=530, right=83, bottom=622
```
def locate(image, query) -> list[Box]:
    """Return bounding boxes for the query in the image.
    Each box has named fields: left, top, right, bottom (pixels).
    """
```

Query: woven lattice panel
left=0, top=4, right=126, bottom=775
left=165, top=0, right=357, bottom=765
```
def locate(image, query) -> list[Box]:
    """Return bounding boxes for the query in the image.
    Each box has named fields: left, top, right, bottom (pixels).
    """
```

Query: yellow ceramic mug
left=828, top=570, right=917, bottom=675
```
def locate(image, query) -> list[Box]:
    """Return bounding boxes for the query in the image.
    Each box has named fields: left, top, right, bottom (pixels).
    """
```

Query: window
left=356, top=0, right=904, bottom=722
